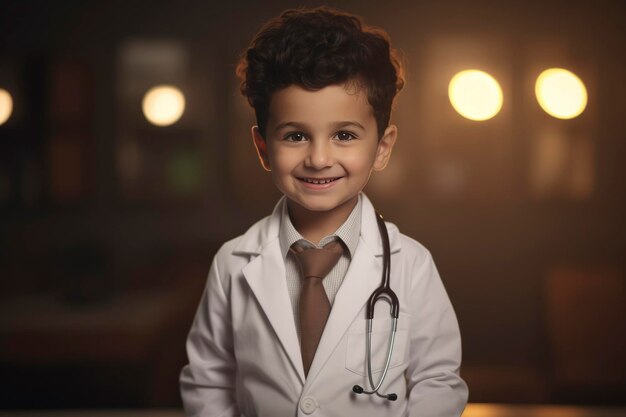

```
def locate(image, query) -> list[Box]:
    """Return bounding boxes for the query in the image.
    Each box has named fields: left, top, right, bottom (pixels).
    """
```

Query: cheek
left=343, top=148, right=377, bottom=174
left=270, top=148, right=299, bottom=175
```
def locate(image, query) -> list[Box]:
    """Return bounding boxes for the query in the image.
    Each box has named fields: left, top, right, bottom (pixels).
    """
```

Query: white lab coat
left=180, top=192, right=468, bottom=417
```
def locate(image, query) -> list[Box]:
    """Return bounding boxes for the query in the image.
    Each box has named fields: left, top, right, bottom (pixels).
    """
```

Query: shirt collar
left=279, top=193, right=362, bottom=260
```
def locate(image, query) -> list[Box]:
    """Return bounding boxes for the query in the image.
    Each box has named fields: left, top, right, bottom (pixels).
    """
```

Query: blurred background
left=1, top=0, right=625, bottom=412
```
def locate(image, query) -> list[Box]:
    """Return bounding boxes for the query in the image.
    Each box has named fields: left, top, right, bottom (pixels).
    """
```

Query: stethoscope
left=352, top=210, right=400, bottom=402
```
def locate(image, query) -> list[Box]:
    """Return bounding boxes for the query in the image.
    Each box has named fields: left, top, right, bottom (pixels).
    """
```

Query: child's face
left=252, top=81, right=397, bottom=214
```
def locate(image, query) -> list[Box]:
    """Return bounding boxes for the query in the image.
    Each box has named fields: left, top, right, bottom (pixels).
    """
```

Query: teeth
left=302, top=178, right=337, bottom=184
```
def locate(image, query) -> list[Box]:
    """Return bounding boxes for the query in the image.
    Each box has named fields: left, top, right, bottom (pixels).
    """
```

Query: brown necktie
left=290, top=240, right=344, bottom=377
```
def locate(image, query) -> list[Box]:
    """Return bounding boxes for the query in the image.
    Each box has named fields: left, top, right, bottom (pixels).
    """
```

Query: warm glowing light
left=535, top=68, right=587, bottom=119
left=0, top=88, right=14, bottom=126
left=142, top=85, right=185, bottom=126
left=448, top=70, right=503, bottom=121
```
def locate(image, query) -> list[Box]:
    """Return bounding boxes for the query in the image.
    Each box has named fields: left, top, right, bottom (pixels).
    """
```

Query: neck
left=287, top=196, right=358, bottom=245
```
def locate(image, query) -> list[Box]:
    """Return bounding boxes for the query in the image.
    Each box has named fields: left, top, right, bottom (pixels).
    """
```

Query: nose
left=305, top=139, right=334, bottom=169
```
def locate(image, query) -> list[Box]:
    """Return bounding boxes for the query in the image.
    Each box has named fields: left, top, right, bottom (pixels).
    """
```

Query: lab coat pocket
left=345, top=312, right=410, bottom=376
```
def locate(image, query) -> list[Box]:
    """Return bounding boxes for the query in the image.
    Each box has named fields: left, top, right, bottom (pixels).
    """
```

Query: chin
left=294, top=200, right=336, bottom=212
left=294, top=194, right=359, bottom=213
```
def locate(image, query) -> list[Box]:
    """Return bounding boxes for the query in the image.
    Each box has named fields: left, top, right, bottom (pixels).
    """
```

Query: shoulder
left=212, top=213, right=273, bottom=268
left=215, top=219, right=266, bottom=259
left=390, top=226, right=445, bottom=293
left=390, top=222, right=434, bottom=267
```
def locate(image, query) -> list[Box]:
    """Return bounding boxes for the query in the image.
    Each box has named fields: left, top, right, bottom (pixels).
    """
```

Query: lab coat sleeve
left=406, top=248, right=469, bottom=417
left=180, top=249, right=240, bottom=417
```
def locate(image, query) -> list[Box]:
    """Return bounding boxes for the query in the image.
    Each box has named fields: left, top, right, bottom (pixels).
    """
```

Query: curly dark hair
left=235, top=5, right=406, bottom=140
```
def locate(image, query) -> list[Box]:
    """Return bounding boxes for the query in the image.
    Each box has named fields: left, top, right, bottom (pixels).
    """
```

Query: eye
left=284, top=132, right=307, bottom=142
left=335, top=131, right=357, bottom=141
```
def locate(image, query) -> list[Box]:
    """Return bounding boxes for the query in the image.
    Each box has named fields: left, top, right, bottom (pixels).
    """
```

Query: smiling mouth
left=298, top=177, right=342, bottom=184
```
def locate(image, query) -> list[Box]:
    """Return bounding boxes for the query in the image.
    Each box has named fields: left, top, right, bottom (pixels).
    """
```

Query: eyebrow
left=274, top=121, right=366, bottom=132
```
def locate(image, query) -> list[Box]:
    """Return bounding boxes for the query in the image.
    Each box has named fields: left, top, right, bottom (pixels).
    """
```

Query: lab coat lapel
left=242, top=241, right=305, bottom=384
left=238, top=196, right=306, bottom=384
left=305, top=193, right=400, bottom=384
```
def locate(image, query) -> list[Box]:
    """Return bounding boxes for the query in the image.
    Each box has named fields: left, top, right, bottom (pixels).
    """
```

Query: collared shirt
left=278, top=194, right=362, bottom=341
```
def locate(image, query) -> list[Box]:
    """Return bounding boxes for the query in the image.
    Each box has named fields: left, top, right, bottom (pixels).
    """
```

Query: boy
left=180, top=6, right=468, bottom=417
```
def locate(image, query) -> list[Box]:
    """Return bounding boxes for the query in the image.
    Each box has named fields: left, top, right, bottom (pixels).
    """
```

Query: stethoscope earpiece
left=353, top=385, right=397, bottom=401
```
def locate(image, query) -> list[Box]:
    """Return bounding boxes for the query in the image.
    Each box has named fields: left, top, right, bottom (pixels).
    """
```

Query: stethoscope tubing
left=352, top=210, right=400, bottom=402
left=365, top=316, right=397, bottom=396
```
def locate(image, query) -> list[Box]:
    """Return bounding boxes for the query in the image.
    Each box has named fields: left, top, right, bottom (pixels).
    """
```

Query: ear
left=373, top=124, right=397, bottom=171
left=251, top=125, right=271, bottom=171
